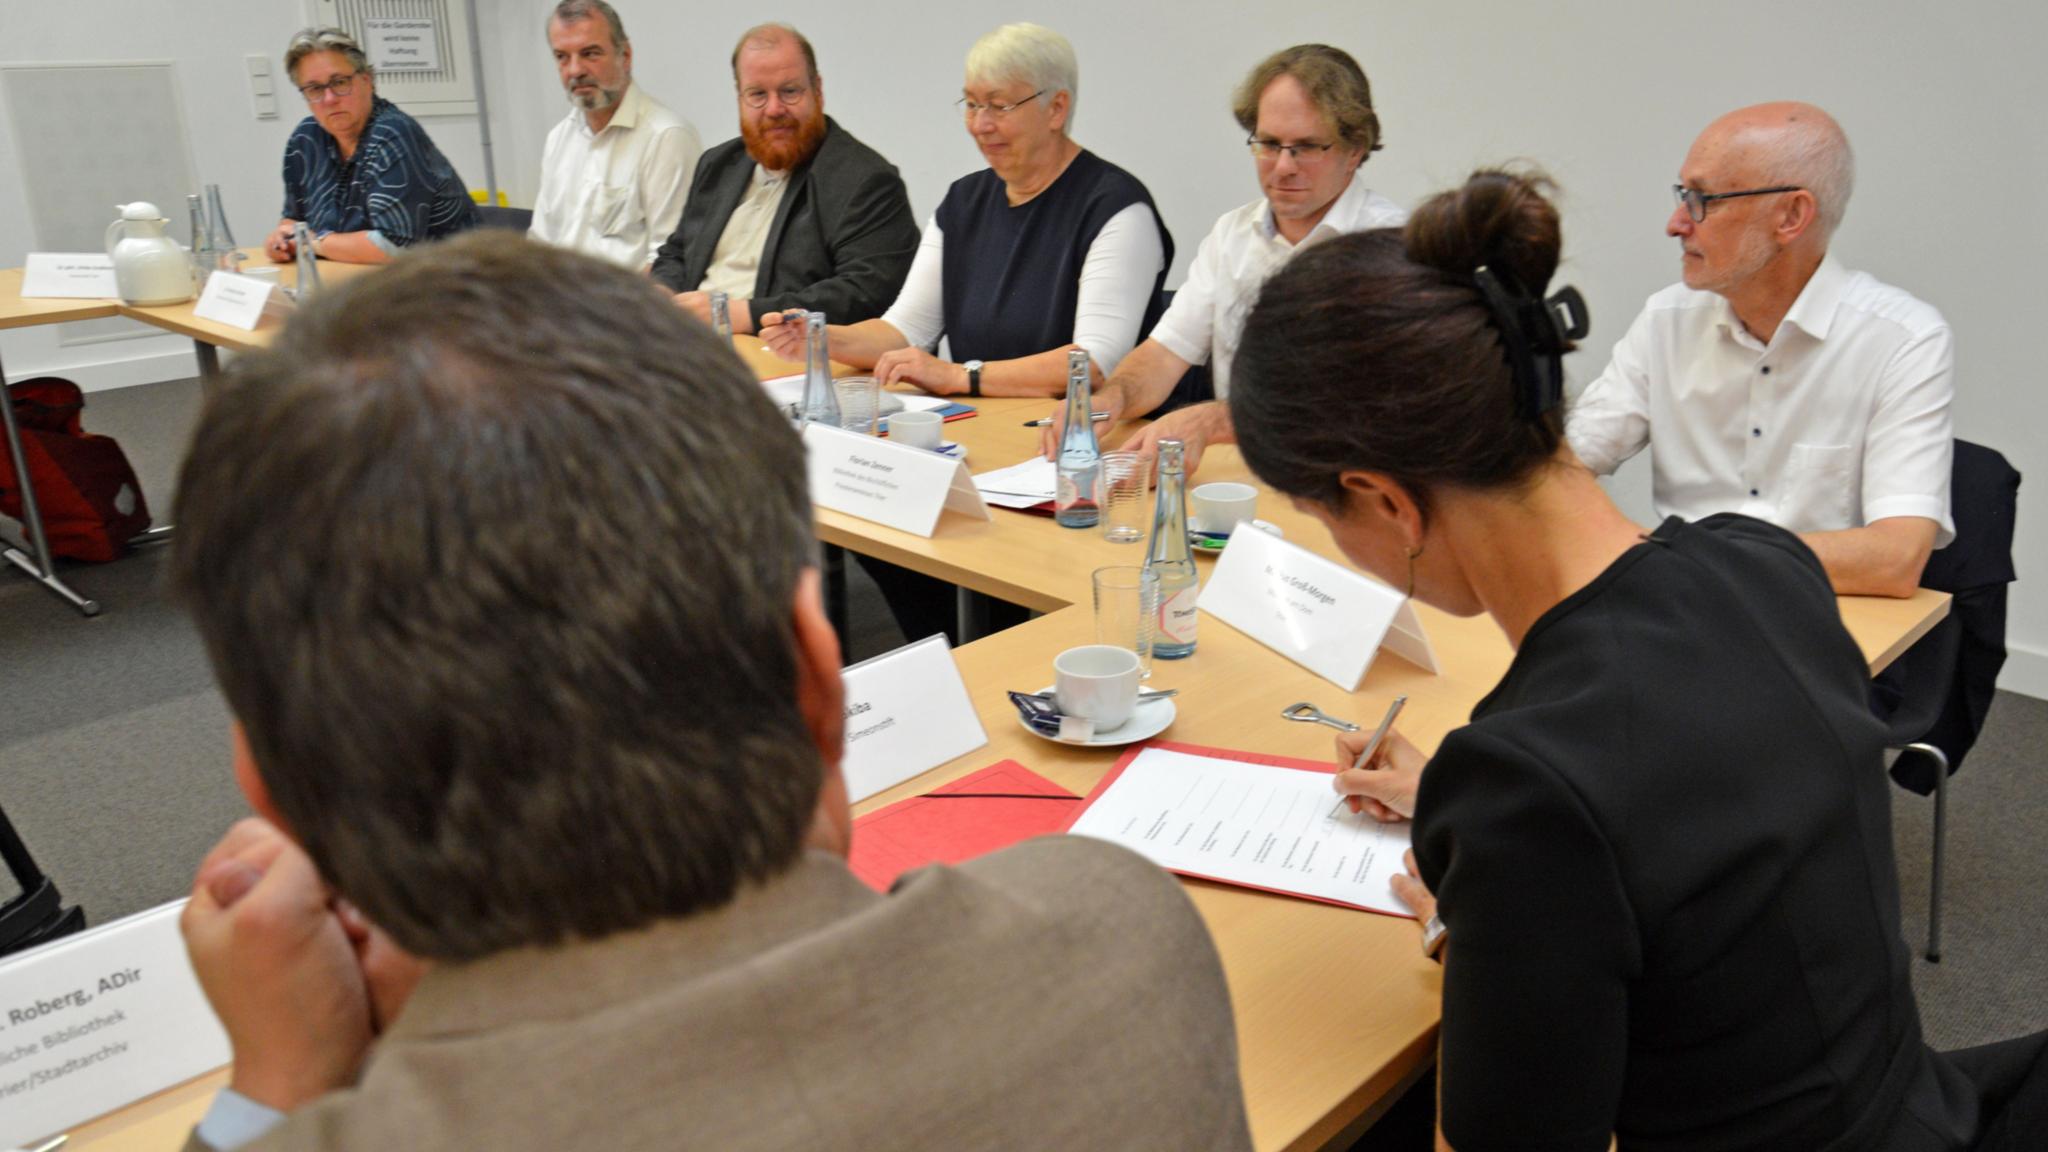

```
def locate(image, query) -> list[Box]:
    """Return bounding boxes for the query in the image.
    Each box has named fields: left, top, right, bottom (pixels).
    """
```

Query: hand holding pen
left=1331, top=695, right=1426, bottom=822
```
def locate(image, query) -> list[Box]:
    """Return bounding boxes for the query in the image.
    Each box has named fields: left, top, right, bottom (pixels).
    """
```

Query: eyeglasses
left=741, top=83, right=811, bottom=109
left=297, top=72, right=360, bottom=102
left=1248, top=136, right=1338, bottom=163
left=957, top=90, right=1045, bottom=120
left=1671, top=183, right=1803, bottom=222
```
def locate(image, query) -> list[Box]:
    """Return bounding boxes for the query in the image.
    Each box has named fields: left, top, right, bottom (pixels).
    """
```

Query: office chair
left=475, top=205, right=536, bottom=232
left=1876, top=439, right=2021, bottom=963
left=0, top=803, right=86, bottom=958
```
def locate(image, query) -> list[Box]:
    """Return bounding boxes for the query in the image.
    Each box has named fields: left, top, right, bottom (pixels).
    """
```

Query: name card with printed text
left=19, top=254, right=118, bottom=299
left=1198, top=527, right=1438, bottom=690
left=840, top=635, right=989, bottom=801
left=804, top=422, right=989, bottom=537
left=192, top=270, right=275, bottom=330
left=0, top=902, right=229, bottom=1148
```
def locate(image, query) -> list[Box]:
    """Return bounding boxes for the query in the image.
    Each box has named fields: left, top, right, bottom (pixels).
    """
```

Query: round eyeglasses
left=1672, top=183, right=1803, bottom=223
left=741, top=83, right=812, bottom=109
left=958, top=90, right=1046, bottom=120
left=298, top=72, right=360, bottom=102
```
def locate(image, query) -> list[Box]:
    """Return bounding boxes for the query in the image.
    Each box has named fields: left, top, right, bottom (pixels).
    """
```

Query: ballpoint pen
left=1348, top=694, right=1408, bottom=773
left=1021, top=413, right=1113, bottom=427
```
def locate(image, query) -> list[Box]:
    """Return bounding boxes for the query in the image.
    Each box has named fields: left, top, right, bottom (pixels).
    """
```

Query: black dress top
left=1415, top=515, right=1980, bottom=1151
left=931, top=149, right=1172, bottom=364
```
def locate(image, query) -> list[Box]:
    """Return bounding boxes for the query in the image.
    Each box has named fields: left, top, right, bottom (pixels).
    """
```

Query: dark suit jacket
left=198, top=840, right=1253, bottom=1151
left=649, top=117, right=919, bottom=323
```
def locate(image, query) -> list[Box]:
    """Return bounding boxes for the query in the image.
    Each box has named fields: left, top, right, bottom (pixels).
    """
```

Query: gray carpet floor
left=0, top=379, right=2041, bottom=1057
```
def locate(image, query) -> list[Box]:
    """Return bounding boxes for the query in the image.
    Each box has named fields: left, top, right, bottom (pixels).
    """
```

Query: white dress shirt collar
left=1255, top=170, right=1383, bottom=246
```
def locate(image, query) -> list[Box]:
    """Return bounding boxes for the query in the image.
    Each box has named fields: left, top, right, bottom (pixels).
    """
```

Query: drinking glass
left=1098, top=451, right=1149, bottom=543
left=835, top=375, right=880, bottom=435
left=1092, top=565, right=1158, bottom=679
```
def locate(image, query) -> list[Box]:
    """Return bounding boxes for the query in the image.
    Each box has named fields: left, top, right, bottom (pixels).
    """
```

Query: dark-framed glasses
left=1672, top=183, right=1803, bottom=222
left=297, top=72, right=360, bottom=102
left=1248, top=136, right=1337, bottom=163
left=741, top=83, right=811, bottom=109
left=957, top=90, right=1045, bottom=120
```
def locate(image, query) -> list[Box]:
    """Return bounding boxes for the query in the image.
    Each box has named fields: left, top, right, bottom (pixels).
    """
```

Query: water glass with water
left=1099, top=451, right=1149, bottom=543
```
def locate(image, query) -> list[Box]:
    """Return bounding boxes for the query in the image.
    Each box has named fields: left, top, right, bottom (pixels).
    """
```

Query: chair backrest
left=1922, top=439, right=2021, bottom=594
left=475, top=205, right=535, bottom=233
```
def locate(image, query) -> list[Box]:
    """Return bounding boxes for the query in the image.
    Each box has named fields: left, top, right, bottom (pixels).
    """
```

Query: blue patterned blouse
left=281, top=96, right=478, bottom=255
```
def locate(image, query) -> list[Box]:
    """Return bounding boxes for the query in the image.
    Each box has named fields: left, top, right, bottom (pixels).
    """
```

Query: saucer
left=1019, top=684, right=1176, bottom=747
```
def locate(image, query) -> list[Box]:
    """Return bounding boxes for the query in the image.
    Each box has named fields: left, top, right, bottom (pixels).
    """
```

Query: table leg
left=956, top=586, right=991, bottom=643
left=823, top=543, right=849, bottom=641
left=0, top=353, right=100, bottom=616
left=193, top=339, right=221, bottom=388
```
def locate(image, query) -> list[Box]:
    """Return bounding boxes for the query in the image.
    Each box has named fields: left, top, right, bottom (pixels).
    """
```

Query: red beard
left=742, top=108, right=827, bottom=171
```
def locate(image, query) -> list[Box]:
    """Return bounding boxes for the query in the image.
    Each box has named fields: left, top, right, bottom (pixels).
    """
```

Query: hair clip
left=1472, top=266, right=1590, bottom=420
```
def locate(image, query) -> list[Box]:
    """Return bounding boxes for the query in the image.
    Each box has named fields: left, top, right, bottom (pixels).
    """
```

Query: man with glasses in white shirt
left=650, top=23, right=918, bottom=334
left=1041, top=44, right=1405, bottom=473
left=528, top=1, right=701, bottom=271
left=1568, top=102, right=1953, bottom=597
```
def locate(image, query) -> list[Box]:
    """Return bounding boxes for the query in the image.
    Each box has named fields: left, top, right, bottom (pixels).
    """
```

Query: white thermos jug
left=105, top=202, right=195, bottom=306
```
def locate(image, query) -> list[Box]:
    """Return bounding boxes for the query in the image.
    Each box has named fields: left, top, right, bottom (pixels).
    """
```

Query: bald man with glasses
left=1568, top=102, right=1954, bottom=598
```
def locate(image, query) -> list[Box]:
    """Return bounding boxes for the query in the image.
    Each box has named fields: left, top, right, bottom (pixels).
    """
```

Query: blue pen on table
left=1348, top=694, right=1408, bottom=773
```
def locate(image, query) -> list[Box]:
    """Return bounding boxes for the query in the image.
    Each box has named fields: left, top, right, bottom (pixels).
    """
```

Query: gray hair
left=1755, top=112, right=1855, bottom=243
left=284, top=27, right=371, bottom=85
left=966, top=23, right=1078, bottom=131
left=549, top=0, right=627, bottom=50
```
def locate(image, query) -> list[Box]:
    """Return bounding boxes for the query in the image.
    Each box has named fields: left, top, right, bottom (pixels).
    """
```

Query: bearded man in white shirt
left=1568, top=102, right=1953, bottom=598
left=1041, top=44, right=1406, bottom=472
left=528, top=0, right=702, bottom=271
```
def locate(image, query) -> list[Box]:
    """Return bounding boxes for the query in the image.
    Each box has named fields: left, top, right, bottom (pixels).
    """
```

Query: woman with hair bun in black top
left=1229, top=169, right=2048, bottom=1150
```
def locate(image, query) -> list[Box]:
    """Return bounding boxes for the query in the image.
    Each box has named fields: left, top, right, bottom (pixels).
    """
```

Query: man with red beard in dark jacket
left=652, top=22, right=920, bottom=334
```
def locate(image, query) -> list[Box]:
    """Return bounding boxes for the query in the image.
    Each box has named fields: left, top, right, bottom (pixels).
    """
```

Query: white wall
left=5, top=0, right=2045, bottom=696
left=0, top=0, right=493, bottom=387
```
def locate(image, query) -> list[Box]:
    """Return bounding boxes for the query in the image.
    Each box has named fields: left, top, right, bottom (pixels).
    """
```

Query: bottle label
left=1158, top=585, right=1200, bottom=645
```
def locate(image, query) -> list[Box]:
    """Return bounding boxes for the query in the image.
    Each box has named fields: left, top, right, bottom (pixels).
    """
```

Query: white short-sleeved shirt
left=1148, top=174, right=1406, bottom=397
left=529, top=83, right=702, bottom=271
left=1567, top=257, right=1955, bottom=546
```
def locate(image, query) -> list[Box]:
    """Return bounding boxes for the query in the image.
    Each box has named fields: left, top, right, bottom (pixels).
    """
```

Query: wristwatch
left=1421, top=913, right=1448, bottom=960
left=964, top=359, right=983, bottom=398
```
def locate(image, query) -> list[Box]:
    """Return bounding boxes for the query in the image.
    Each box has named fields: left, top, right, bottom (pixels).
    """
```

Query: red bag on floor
left=0, top=377, right=151, bottom=563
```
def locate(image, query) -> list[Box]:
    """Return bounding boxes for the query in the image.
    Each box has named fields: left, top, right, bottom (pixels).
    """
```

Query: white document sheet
left=971, top=456, right=1057, bottom=509
left=1067, top=746, right=1414, bottom=916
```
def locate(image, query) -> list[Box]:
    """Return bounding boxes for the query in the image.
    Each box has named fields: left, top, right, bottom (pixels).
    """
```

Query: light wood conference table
left=44, top=286, right=1949, bottom=1152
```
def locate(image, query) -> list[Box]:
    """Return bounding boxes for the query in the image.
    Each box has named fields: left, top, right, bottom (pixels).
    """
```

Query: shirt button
left=1760, top=365, right=1772, bottom=375
left=1750, top=488, right=1760, bottom=497
left=1752, top=427, right=1762, bottom=437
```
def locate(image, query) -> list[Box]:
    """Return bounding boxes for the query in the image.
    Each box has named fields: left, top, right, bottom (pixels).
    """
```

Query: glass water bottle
left=1145, top=439, right=1199, bottom=658
left=800, top=312, right=839, bottom=426
left=1054, top=348, right=1102, bottom=529
left=293, top=222, right=322, bottom=298
left=710, top=289, right=733, bottom=343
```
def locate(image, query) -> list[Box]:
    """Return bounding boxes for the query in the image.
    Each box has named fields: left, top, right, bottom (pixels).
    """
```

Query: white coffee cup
left=1189, top=482, right=1258, bottom=536
left=1053, top=644, right=1142, bottom=732
left=890, top=409, right=945, bottom=450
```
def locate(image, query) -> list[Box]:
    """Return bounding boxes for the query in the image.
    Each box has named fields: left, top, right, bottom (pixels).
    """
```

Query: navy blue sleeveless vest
left=933, top=149, right=1173, bottom=365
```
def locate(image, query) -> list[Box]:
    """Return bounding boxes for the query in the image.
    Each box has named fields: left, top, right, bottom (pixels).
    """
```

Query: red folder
left=848, top=760, right=1080, bottom=891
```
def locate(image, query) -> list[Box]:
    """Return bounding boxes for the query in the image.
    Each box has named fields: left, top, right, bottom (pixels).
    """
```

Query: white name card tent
left=838, top=634, right=990, bottom=801
left=803, top=422, right=989, bottom=538
left=192, top=270, right=276, bottom=331
left=18, top=254, right=118, bottom=299
left=1198, top=526, right=1438, bottom=690
left=0, top=901, right=229, bottom=1148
